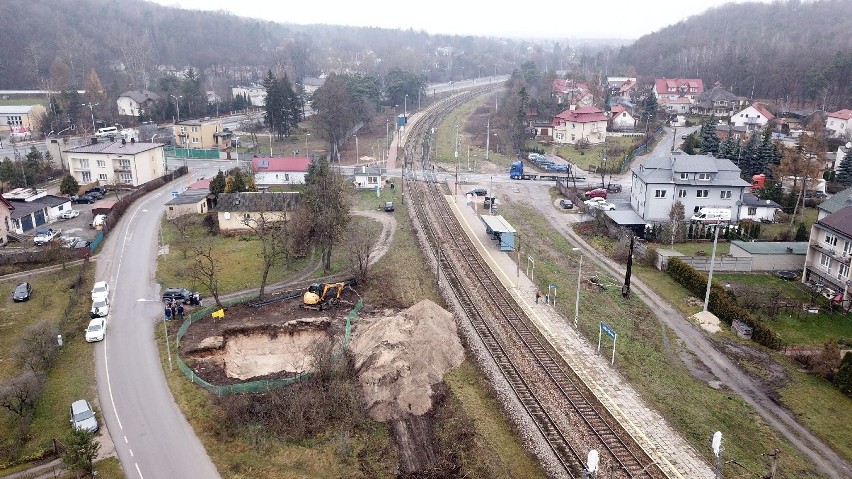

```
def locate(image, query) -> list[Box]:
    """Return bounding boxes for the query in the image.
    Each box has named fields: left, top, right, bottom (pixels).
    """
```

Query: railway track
left=402, top=88, right=663, bottom=478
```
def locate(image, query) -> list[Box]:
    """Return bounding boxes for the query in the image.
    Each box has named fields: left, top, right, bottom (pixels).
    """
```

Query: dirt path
left=494, top=180, right=850, bottom=478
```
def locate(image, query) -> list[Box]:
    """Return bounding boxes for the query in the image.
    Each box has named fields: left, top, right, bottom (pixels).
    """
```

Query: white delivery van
left=690, top=207, right=731, bottom=223
left=95, top=126, right=118, bottom=139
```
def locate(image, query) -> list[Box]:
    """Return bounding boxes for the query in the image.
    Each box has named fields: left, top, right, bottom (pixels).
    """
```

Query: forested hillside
left=616, top=0, right=852, bottom=110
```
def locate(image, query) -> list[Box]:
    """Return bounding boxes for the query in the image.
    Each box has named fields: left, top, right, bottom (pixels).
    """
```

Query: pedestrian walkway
left=445, top=194, right=714, bottom=479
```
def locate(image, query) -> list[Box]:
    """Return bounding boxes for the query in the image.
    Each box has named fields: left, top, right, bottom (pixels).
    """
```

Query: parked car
left=384, top=201, right=394, bottom=212
left=86, top=187, right=106, bottom=196
left=33, top=228, right=61, bottom=246
left=605, top=183, right=622, bottom=193
left=583, top=197, right=607, bottom=206
left=85, top=190, right=104, bottom=200
left=13, top=282, right=32, bottom=302
left=91, top=298, right=109, bottom=318
left=584, top=188, right=608, bottom=200
left=91, top=281, right=109, bottom=302
left=162, top=287, right=201, bottom=305
left=590, top=201, right=616, bottom=211
left=85, top=317, right=107, bottom=342
left=559, top=199, right=574, bottom=209
left=70, top=399, right=98, bottom=433
left=467, top=188, right=487, bottom=197
left=59, top=209, right=80, bottom=219
left=71, top=195, right=96, bottom=204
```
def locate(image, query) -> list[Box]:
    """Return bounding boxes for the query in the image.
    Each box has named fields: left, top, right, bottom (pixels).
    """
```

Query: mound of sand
left=348, top=299, right=464, bottom=422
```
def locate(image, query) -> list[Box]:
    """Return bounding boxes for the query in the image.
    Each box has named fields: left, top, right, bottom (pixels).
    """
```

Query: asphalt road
left=94, top=164, right=224, bottom=479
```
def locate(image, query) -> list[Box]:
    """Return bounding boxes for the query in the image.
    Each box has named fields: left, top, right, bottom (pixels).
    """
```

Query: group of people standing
left=164, top=300, right=185, bottom=321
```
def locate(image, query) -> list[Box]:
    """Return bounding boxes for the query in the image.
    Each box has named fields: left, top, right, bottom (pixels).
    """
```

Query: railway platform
left=445, top=193, right=714, bottom=479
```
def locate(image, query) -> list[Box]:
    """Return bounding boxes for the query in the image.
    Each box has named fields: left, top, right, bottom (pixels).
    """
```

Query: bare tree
left=14, top=321, right=60, bottom=375
left=241, top=195, right=291, bottom=298
left=346, top=220, right=373, bottom=283
left=666, top=200, right=687, bottom=246
left=188, top=240, right=223, bottom=309
left=0, top=371, right=45, bottom=438
left=169, top=215, right=196, bottom=260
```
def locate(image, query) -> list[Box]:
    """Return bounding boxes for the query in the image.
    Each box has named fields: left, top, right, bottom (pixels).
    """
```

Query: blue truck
left=510, top=160, right=577, bottom=180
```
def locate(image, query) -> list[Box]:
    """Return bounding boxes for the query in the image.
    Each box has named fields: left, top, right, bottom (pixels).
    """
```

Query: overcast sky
left=148, top=0, right=768, bottom=40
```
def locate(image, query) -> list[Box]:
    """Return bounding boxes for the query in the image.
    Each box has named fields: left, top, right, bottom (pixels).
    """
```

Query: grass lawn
left=0, top=263, right=98, bottom=468
left=759, top=207, right=818, bottom=240
left=554, top=136, right=638, bottom=172
left=667, top=241, right=731, bottom=256
left=0, top=97, right=47, bottom=107
left=499, top=203, right=827, bottom=475
left=430, top=94, right=514, bottom=172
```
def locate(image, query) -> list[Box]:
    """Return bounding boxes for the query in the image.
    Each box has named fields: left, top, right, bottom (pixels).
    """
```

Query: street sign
left=600, top=322, right=616, bottom=339
left=171, top=191, right=179, bottom=198
left=598, top=322, right=618, bottom=365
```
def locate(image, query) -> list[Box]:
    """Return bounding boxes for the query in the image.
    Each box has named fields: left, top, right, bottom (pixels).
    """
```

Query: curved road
left=94, top=166, right=222, bottom=479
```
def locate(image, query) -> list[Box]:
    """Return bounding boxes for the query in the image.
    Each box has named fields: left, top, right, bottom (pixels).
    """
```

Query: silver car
left=70, top=399, right=98, bottom=433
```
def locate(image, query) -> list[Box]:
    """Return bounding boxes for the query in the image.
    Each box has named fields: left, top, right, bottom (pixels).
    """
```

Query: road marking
left=124, top=436, right=128, bottom=443
left=129, top=448, right=134, bottom=457
left=135, top=462, right=143, bottom=478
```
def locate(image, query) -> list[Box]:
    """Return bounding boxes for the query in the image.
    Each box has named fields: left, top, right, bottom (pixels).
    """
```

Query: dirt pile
left=348, top=299, right=464, bottom=422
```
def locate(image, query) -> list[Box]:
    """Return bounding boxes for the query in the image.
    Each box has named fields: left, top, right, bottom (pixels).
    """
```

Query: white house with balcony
left=802, top=206, right=852, bottom=310
left=116, top=90, right=160, bottom=117
left=65, top=139, right=166, bottom=187
left=630, top=153, right=750, bottom=222
left=552, top=106, right=607, bottom=145
left=825, top=109, right=852, bottom=139
left=730, top=102, right=775, bottom=131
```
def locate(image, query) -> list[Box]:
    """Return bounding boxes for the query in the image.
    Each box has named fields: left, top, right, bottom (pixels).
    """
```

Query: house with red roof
left=825, top=109, right=852, bottom=138
left=730, top=102, right=775, bottom=131
left=552, top=79, right=594, bottom=107
left=252, top=156, right=312, bottom=185
left=608, top=105, right=637, bottom=131
left=654, top=78, right=704, bottom=114
left=552, top=106, right=608, bottom=145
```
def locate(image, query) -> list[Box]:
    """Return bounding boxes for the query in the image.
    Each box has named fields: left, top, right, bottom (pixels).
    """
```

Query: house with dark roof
left=802, top=206, right=852, bottom=309
left=214, top=191, right=300, bottom=232
left=630, top=153, right=749, bottom=222
left=738, top=193, right=781, bottom=222
left=65, top=139, right=166, bottom=187
left=2, top=188, right=72, bottom=233
left=817, top=186, right=852, bottom=221
left=552, top=106, right=607, bottom=145
left=164, top=190, right=210, bottom=219
left=252, top=157, right=311, bottom=185
left=731, top=102, right=775, bottom=131
left=825, top=109, right=852, bottom=138
left=693, top=85, right=746, bottom=117
left=116, top=89, right=161, bottom=117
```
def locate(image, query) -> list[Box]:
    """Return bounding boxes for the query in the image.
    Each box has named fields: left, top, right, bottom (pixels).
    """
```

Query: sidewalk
left=445, top=193, right=713, bottom=479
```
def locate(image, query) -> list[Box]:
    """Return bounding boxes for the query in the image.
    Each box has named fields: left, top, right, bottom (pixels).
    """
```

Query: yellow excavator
left=302, top=279, right=357, bottom=310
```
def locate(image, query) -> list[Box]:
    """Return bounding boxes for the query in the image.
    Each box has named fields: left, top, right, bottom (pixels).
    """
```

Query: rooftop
left=65, top=141, right=164, bottom=155
left=730, top=241, right=808, bottom=255
left=215, top=191, right=300, bottom=213
left=817, top=206, right=852, bottom=238
left=251, top=156, right=311, bottom=172
left=8, top=195, right=70, bottom=221
left=165, top=190, right=209, bottom=206
left=740, top=193, right=780, bottom=208
left=818, top=186, right=852, bottom=215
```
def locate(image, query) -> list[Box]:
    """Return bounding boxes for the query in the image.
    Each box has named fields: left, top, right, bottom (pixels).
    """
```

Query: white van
left=91, top=214, right=107, bottom=230
left=95, top=127, right=118, bottom=139
left=690, top=207, right=731, bottom=223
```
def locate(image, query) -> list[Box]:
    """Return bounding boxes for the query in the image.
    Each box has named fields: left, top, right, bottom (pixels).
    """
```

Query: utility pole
left=485, top=119, right=490, bottom=161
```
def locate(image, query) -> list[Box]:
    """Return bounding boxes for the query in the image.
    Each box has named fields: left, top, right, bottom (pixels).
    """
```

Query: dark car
left=584, top=188, right=608, bottom=200
left=71, top=195, right=96, bottom=204
left=384, top=201, right=394, bottom=212
left=86, top=187, right=106, bottom=196
left=85, top=190, right=104, bottom=200
left=13, top=282, right=32, bottom=302
left=467, top=188, right=487, bottom=197
left=559, top=199, right=574, bottom=209
left=162, top=287, right=201, bottom=305
left=606, top=183, right=622, bottom=193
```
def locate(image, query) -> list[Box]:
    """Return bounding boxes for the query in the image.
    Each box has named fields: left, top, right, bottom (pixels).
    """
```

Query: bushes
left=666, top=258, right=783, bottom=349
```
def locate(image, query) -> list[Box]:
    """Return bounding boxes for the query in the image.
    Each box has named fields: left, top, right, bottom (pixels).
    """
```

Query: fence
left=164, top=146, right=221, bottom=160
left=174, top=296, right=363, bottom=396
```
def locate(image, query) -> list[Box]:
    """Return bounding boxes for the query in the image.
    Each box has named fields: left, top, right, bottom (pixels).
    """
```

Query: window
left=820, top=253, right=831, bottom=270
left=654, top=190, right=667, bottom=198
left=748, top=207, right=757, bottom=215
left=843, top=241, right=851, bottom=255
left=720, top=190, right=731, bottom=199
left=839, top=263, right=850, bottom=280
left=825, top=234, right=838, bottom=247
left=368, top=176, right=378, bottom=184
left=697, top=173, right=711, bottom=180
left=696, top=190, right=709, bottom=198
left=119, top=173, right=133, bottom=182
left=96, top=160, right=106, bottom=168
left=678, top=190, right=687, bottom=198
left=79, top=159, right=89, bottom=168
left=192, top=137, right=199, bottom=144
left=680, top=173, right=688, bottom=179
left=7, top=115, right=22, bottom=125
left=192, top=126, right=199, bottom=132
left=570, top=134, right=576, bottom=141
left=98, top=174, right=107, bottom=180
left=244, top=213, right=251, bottom=221
left=179, top=126, right=186, bottom=133
left=81, top=172, right=91, bottom=182
left=119, top=159, right=130, bottom=168
left=555, top=132, right=564, bottom=140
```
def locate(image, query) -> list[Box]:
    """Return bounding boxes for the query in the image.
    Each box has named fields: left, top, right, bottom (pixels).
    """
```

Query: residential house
left=301, top=76, right=326, bottom=97
left=552, top=79, right=594, bottom=106
left=0, top=196, right=14, bottom=244
left=353, top=166, right=387, bottom=190
left=607, top=77, right=637, bottom=100
left=552, top=106, right=608, bottom=145
left=231, top=86, right=266, bottom=107
left=164, top=190, right=210, bottom=220
left=173, top=119, right=230, bottom=150
left=654, top=78, right=704, bottom=114
left=1, top=105, right=47, bottom=139
left=693, top=85, right=746, bottom=117
left=715, top=124, right=750, bottom=142
left=3, top=188, right=72, bottom=233
left=738, top=193, right=781, bottom=222
left=252, top=157, right=311, bottom=186
left=214, top=191, right=300, bottom=232
left=65, top=139, right=166, bottom=187
left=608, top=105, right=637, bottom=131
left=730, top=102, right=775, bottom=131
left=816, top=186, right=852, bottom=221
left=802, top=206, right=852, bottom=310
left=825, top=109, right=852, bottom=138
left=630, top=153, right=749, bottom=222
left=116, top=90, right=161, bottom=117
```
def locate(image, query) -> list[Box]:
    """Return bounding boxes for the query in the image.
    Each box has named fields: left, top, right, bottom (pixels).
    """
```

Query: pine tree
left=837, top=153, right=852, bottom=186
left=699, top=116, right=720, bottom=156
left=209, top=171, right=226, bottom=195
left=795, top=223, right=809, bottom=241
left=739, top=132, right=761, bottom=178
left=717, top=135, right=733, bottom=160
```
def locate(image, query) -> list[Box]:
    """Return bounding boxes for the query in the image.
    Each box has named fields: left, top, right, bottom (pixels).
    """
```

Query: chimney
left=121, top=138, right=126, bottom=145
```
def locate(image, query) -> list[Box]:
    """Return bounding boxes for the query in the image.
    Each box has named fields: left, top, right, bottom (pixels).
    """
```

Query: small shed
left=165, top=191, right=210, bottom=219
left=738, top=193, right=781, bottom=222
left=352, top=166, right=387, bottom=190
left=480, top=215, right=516, bottom=251
left=92, top=198, right=118, bottom=216
left=729, top=240, right=808, bottom=271
left=603, top=210, right=648, bottom=238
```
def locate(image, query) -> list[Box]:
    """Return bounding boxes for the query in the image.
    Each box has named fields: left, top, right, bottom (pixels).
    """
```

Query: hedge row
left=667, top=257, right=783, bottom=349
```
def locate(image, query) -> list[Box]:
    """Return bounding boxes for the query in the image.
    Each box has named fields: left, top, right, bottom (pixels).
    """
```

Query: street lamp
left=81, top=102, right=99, bottom=133
left=703, top=223, right=723, bottom=312
left=386, top=118, right=390, bottom=152
left=572, top=247, right=583, bottom=328
left=404, top=94, right=408, bottom=118
left=305, top=133, right=310, bottom=155
left=169, top=94, right=182, bottom=123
